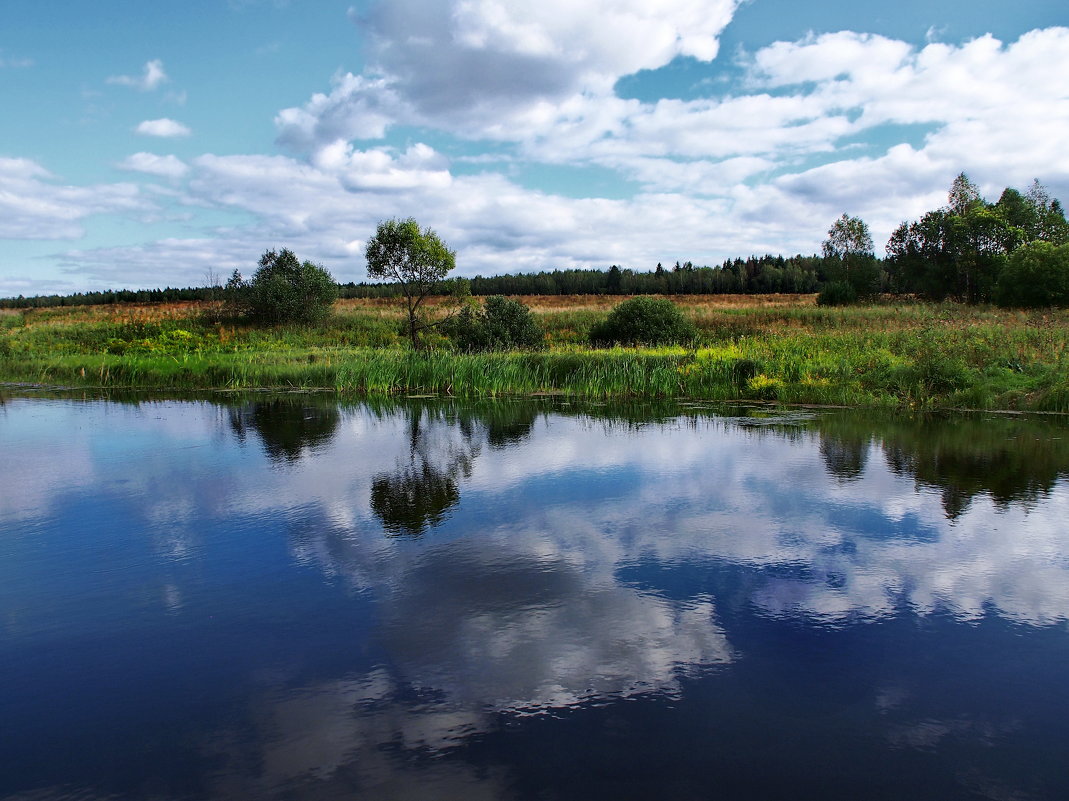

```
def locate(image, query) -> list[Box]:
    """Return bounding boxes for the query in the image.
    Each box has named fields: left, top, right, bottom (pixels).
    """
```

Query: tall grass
left=3, top=297, right=1068, bottom=410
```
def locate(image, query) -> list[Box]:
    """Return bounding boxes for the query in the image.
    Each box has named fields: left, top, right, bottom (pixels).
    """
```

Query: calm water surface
left=2, top=393, right=1068, bottom=800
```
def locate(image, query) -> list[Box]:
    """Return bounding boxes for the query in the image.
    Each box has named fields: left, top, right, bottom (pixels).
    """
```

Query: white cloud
left=278, top=0, right=742, bottom=151
left=116, top=152, right=190, bottom=179
left=107, top=58, right=168, bottom=90
left=0, top=157, right=149, bottom=241
left=313, top=141, right=452, bottom=190
left=135, top=118, right=192, bottom=137
left=16, top=21, right=1069, bottom=291
left=273, top=11, right=1069, bottom=258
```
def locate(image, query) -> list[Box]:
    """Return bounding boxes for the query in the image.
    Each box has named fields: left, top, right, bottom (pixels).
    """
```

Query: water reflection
left=228, top=398, right=340, bottom=463
left=2, top=393, right=1069, bottom=801
left=369, top=407, right=472, bottom=535
left=817, top=414, right=1069, bottom=519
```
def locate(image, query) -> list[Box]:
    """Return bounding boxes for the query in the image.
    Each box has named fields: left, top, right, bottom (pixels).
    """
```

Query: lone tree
left=228, top=248, right=337, bottom=324
left=821, top=213, right=879, bottom=302
left=365, top=218, right=457, bottom=348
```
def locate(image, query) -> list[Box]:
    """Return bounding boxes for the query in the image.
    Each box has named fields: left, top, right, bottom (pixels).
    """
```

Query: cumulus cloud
left=107, top=58, right=168, bottom=90
left=135, top=118, right=192, bottom=137
left=22, top=21, right=1069, bottom=291
left=278, top=0, right=741, bottom=151
left=116, top=152, right=190, bottom=179
left=267, top=10, right=1069, bottom=270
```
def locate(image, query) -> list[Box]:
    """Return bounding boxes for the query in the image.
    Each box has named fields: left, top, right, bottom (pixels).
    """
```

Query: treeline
left=340, top=255, right=825, bottom=299
left=0, top=286, right=225, bottom=309
left=1, top=255, right=828, bottom=309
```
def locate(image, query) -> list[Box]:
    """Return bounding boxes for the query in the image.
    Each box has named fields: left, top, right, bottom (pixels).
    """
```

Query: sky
left=1, top=0, right=1067, bottom=296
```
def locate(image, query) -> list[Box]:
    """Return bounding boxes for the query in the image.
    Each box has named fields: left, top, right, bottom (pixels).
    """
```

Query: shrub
left=589, top=296, right=697, bottom=346
left=444, top=296, right=543, bottom=351
left=229, top=248, right=337, bottom=324
left=994, top=241, right=1069, bottom=307
left=817, top=280, right=858, bottom=306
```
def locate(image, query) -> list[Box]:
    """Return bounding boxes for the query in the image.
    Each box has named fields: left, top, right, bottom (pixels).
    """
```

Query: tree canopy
left=365, top=218, right=457, bottom=348
left=821, top=213, right=879, bottom=302
left=229, top=248, right=337, bottom=324
left=886, top=175, right=1068, bottom=304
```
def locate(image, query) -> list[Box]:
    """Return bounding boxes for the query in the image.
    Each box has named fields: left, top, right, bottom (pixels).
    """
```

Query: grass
left=2, top=295, right=1068, bottom=411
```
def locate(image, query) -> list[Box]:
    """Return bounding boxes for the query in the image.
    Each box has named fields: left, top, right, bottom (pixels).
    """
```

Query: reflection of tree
left=228, top=399, right=340, bottom=463
left=370, top=408, right=470, bottom=536
left=369, top=401, right=542, bottom=536
left=817, top=413, right=1069, bottom=519
left=819, top=434, right=869, bottom=482
left=371, top=465, right=460, bottom=536
left=479, top=403, right=539, bottom=448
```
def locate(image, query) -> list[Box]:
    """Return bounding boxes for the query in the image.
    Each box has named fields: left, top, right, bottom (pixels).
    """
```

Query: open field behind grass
left=2, top=295, right=1068, bottom=411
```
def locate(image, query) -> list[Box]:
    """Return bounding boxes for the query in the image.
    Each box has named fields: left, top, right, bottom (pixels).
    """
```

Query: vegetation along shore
left=4, top=175, right=1069, bottom=411
left=2, top=295, right=1068, bottom=411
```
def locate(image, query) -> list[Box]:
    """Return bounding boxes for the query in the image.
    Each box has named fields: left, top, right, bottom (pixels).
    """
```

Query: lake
left=2, top=392, right=1068, bottom=800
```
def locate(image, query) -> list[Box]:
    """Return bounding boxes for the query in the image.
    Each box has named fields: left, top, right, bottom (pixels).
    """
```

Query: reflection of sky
left=3, top=398, right=1069, bottom=800
left=5, top=398, right=1069, bottom=631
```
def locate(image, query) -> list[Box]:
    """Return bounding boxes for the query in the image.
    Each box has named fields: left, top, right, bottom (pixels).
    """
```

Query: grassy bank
left=2, top=296, right=1068, bottom=410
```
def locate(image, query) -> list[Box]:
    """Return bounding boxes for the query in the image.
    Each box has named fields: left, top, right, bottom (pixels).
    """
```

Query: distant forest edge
left=5, top=173, right=1068, bottom=310
left=0, top=255, right=825, bottom=309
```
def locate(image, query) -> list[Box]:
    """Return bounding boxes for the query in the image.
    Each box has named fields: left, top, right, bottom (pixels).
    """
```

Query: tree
left=885, top=174, right=1022, bottom=303
left=822, top=213, right=879, bottom=300
left=995, top=241, right=1069, bottom=307
left=948, top=172, right=982, bottom=215
left=365, top=218, right=457, bottom=348
left=822, top=213, right=874, bottom=259
left=1026, top=179, right=1069, bottom=244
left=228, top=248, right=337, bottom=324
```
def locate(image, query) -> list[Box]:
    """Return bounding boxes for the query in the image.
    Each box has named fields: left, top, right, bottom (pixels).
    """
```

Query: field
left=2, top=294, right=1068, bottom=411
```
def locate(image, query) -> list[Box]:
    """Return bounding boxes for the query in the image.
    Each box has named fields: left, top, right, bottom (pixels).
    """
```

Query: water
left=2, top=392, right=1068, bottom=800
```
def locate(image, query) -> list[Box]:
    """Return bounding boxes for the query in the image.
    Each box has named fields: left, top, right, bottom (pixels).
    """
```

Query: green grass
left=2, top=299, right=1068, bottom=410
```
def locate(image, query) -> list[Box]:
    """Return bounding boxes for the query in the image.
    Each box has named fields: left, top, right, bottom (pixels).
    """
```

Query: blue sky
left=1, top=0, right=1067, bottom=295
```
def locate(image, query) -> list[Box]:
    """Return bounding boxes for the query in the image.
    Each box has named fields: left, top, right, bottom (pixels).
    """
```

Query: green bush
left=817, top=280, right=858, bottom=306
left=995, top=241, right=1069, bottom=307
left=230, top=248, right=337, bottom=324
left=589, top=296, right=697, bottom=346
left=444, top=296, right=543, bottom=351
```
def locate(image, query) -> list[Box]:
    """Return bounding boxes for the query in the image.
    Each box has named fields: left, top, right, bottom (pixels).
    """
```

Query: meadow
left=2, top=295, right=1068, bottom=411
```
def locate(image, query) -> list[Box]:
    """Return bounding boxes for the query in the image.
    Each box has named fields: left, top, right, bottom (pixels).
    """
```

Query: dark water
left=2, top=392, right=1068, bottom=801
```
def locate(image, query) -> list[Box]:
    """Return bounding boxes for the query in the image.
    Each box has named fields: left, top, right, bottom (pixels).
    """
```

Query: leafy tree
left=823, top=213, right=874, bottom=258
left=947, top=172, right=982, bottom=215
left=365, top=218, right=457, bottom=348
left=444, top=295, right=543, bottom=351
left=589, top=296, right=697, bottom=346
left=228, top=248, right=337, bottom=324
left=886, top=174, right=1017, bottom=303
left=995, top=188, right=1035, bottom=247
left=1026, top=179, right=1069, bottom=244
left=995, top=241, right=1069, bottom=307
left=822, top=213, right=879, bottom=299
